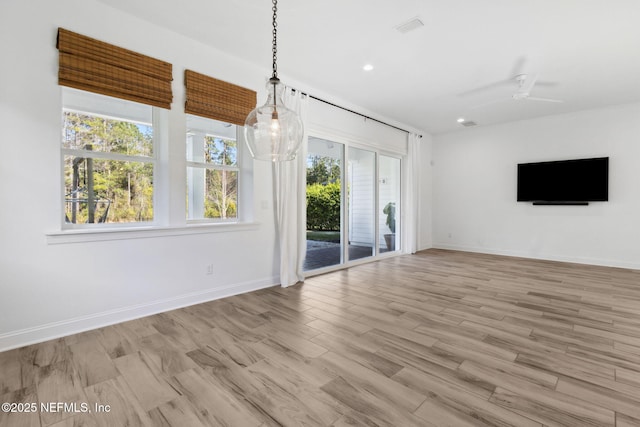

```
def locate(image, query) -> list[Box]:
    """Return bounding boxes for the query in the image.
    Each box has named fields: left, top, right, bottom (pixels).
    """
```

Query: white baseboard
left=432, top=243, right=640, bottom=271
left=0, top=277, right=278, bottom=352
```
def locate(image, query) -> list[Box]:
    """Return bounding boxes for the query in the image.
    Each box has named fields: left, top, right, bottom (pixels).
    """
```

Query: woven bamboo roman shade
left=57, top=28, right=173, bottom=109
left=184, top=70, right=256, bottom=126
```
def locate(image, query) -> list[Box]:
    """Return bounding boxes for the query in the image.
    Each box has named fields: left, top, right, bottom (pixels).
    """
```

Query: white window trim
left=61, top=90, right=159, bottom=229
left=46, top=222, right=260, bottom=245
left=186, top=126, right=243, bottom=223
left=61, top=148, right=156, bottom=164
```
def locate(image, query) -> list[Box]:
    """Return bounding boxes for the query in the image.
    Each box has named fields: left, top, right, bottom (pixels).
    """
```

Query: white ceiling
left=96, top=0, right=640, bottom=134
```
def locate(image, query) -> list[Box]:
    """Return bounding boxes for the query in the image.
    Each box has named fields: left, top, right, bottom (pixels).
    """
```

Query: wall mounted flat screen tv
left=517, top=157, right=608, bottom=205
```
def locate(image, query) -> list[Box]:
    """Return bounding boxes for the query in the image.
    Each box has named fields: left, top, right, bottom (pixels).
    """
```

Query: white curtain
left=403, top=133, right=421, bottom=254
left=272, top=88, right=309, bottom=287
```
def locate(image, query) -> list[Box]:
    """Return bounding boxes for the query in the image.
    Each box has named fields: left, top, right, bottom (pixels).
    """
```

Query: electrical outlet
left=206, top=264, right=214, bottom=275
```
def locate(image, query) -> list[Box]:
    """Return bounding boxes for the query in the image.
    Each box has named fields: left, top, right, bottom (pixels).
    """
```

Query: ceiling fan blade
left=521, top=74, right=538, bottom=94
left=509, top=56, right=527, bottom=78
left=525, top=96, right=564, bottom=103
left=535, top=80, right=558, bottom=87
left=458, top=79, right=512, bottom=97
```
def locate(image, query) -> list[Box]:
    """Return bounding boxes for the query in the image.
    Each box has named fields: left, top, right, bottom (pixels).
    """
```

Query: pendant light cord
left=272, top=0, right=278, bottom=80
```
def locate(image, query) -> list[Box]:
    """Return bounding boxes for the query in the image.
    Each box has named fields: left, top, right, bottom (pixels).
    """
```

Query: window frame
left=186, top=117, right=242, bottom=223
left=60, top=88, right=160, bottom=230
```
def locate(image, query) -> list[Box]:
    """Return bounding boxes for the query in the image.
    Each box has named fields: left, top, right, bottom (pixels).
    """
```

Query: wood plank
left=315, top=351, right=426, bottom=412
left=244, top=358, right=346, bottom=426
left=310, top=332, right=403, bottom=378
left=375, top=340, right=464, bottom=373
left=93, top=326, right=136, bottom=359
left=48, top=413, right=97, bottom=427
left=147, top=397, right=207, bottom=427
left=0, top=349, right=35, bottom=395
left=459, top=360, right=615, bottom=426
left=112, top=352, right=179, bottom=411
left=192, top=327, right=265, bottom=368
left=555, top=377, right=640, bottom=420
left=149, top=313, right=200, bottom=353
left=394, top=366, right=541, bottom=426
left=250, top=340, right=336, bottom=387
left=262, top=329, right=328, bottom=359
left=414, top=397, right=483, bottom=427
left=83, top=376, right=154, bottom=427
left=68, top=339, right=119, bottom=387
left=186, top=345, right=266, bottom=397
left=490, top=386, right=613, bottom=427
left=173, top=368, right=262, bottom=427
left=306, top=317, right=372, bottom=336
left=35, top=359, right=88, bottom=426
left=320, top=376, right=431, bottom=427
left=616, top=367, right=640, bottom=388
left=136, top=333, right=197, bottom=376
left=617, top=413, right=640, bottom=427
left=515, top=350, right=615, bottom=382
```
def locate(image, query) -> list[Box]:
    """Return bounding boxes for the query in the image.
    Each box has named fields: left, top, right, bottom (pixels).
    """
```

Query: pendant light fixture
left=244, top=0, right=303, bottom=162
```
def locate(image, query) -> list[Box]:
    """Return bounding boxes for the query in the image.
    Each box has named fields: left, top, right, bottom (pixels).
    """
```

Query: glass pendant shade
left=244, top=78, right=303, bottom=161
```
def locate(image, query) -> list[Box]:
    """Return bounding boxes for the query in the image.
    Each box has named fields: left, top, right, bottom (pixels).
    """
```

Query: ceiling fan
left=459, top=56, right=564, bottom=108
left=510, top=73, right=563, bottom=102
left=469, top=73, right=563, bottom=109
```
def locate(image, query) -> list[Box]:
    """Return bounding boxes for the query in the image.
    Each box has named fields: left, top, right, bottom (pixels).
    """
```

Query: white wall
left=432, top=103, right=640, bottom=269
left=0, top=0, right=429, bottom=351
left=308, top=100, right=409, bottom=155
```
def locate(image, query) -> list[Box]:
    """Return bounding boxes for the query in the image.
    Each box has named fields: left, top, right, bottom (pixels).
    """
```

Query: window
left=182, top=70, right=256, bottom=224
left=62, top=88, right=157, bottom=226
left=57, top=28, right=171, bottom=230
left=186, top=115, right=239, bottom=221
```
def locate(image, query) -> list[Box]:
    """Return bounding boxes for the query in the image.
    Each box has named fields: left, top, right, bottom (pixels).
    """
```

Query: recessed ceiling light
left=363, top=64, right=374, bottom=71
left=457, top=117, right=465, bottom=123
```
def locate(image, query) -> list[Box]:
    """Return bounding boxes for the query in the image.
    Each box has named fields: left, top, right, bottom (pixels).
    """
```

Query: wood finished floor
left=2, top=249, right=640, bottom=426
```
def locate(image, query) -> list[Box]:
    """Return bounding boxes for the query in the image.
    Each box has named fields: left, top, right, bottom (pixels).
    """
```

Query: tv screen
left=517, top=157, right=608, bottom=204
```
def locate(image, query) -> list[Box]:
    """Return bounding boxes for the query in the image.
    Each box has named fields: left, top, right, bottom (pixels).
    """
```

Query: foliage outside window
left=306, top=155, right=341, bottom=231
left=186, top=115, right=239, bottom=221
left=62, top=89, right=155, bottom=226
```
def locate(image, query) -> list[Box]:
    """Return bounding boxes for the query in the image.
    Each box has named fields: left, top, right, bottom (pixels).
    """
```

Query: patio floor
left=303, top=240, right=391, bottom=271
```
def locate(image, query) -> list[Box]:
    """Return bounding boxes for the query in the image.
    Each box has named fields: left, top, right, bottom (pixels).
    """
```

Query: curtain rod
left=291, top=88, right=422, bottom=138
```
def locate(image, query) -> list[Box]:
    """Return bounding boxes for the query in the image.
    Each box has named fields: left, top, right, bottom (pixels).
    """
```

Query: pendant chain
left=272, top=0, right=278, bottom=79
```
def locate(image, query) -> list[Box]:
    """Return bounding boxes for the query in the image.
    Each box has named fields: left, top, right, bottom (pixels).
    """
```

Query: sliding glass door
left=304, top=137, right=401, bottom=272
left=348, top=147, right=375, bottom=261
left=304, top=137, right=344, bottom=271
left=379, top=155, right=401, bottom=253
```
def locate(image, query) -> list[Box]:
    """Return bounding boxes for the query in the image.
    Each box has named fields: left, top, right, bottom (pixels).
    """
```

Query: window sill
left=46, top=222, right=261, bottom=245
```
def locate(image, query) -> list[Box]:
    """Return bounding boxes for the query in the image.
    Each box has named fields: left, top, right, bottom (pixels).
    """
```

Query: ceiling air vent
left=461, top=121, right=477, bottom=127
left=395, top=17, right=424, bottom=34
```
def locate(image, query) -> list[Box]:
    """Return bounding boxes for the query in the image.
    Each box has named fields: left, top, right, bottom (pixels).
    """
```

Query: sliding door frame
left=304, top=128, right=404, bottom=277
